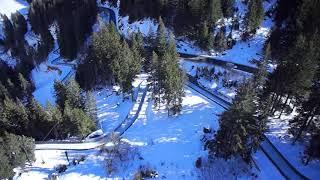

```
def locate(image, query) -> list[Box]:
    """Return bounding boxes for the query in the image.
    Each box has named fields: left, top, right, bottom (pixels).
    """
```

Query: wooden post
left=65, top=151, right=69, bottom=163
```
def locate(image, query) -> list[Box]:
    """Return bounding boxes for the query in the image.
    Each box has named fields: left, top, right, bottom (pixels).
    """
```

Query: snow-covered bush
left=133, top=165, right=158, bottom=180
left=101, top=133, right=139, bottom=175
left=197, top=156, right=254, bottom=179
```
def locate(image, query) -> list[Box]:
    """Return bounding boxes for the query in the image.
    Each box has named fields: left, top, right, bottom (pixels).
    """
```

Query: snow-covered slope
left=212, top=0, right=277, bottom=67
left=100, top=0, right=277, bottom=67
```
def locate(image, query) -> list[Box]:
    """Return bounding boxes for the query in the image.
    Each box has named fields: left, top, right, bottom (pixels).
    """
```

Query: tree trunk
left=278, top=94, right=290, bottom=119
left=271, top=94, right=282, bottom=115
left=269, top=94, right=276, bottom=114
left=293, top=114, right=315, bottom=144
left=305, top=156, right=311, bottom=166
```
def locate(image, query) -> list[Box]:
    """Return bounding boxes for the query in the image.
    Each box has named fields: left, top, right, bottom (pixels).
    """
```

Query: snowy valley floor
left=17, top=86, right=284, bottom=180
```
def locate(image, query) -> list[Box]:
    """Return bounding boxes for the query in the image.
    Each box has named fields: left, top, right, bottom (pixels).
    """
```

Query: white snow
left=95, top=74, right=148, bottom=134
left=210, top=0, right=277, bottom=67
left=53, top=85, right=282, bottom=179
left=99, top=0, right=158, bottom=39
left=0, top=0, right=29, bottom=17
left=0, top=50, right=17, bottom=67
left=31, top=25, right=73, bottom=106
left=176, top=38, right=205, bottom=55
left=31, top=61, right=72, bottom=106
left=212, top=26, right=270, bottom=67
left=25, top=22, right=40, bottom=48
left=180, top=59, right=250, bottom=101
left=15, top=149, right=97, bottom=180
left=119, top=16, right=158, bottom=38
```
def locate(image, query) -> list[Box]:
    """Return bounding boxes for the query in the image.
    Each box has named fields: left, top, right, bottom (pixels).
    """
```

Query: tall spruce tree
left=84, top=91, right=97, bottom=123
left=149, top=51, right=161, bottom=107
left=155, top=17, right=167, bottom=57
left=208, top=0, right=223, bottom=24
left=1, top=14, right=15, bottom=51
left=0, top=132, right=35, bottom=179
left=199, top=21, right=209, bottom=50
left=162, top=33, right=184, bottom=114
left=221, top=0, right=235, bottom=17
left=1, top=97, right=29, bottom=136
left=245, top=0, right=264, bottom=32
left=26, top=97, right=53, bottom=140
left=207, top=81, right=265, bottom=163
left=289, top=74, right=320, bottom=142
left=61, top=103, right=95, bottom=138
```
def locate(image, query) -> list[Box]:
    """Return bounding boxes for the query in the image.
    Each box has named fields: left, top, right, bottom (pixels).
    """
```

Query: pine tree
left=54, top=80, right=82, bottom=110
left=207, top=81, right=265, bottom=163
left=149, top=51, right=161, bottom=107
left=289, top=75, right=320, bottom=142
left=1, top=97, right=29, bottom=135
left=118, top=41, right=133, bottom=94
left=188, top=0, right=206, bottom=16
left=208, top=0, right=223, bottom=24
left=0, top=82, right=10, bottom=101
left=11, top=12, right=27, bottom=43
left=214, top=28, right=227, bottom=52
left=245, top=0, right=264, bottom=33
left=84, top=91, right=97, bottom=123
left=207, top=31, right=215, bottom=50
left=65, top=79, right=83, bottom=109
left=1, top=14, right=15, bottom=50
left=26, top=97, right=52, bottom=140
left=0, top=148, right=12, bottom=179
left=18, top=73, right=31, bottom=100
left=130, top=33, right=143, bottom=77
left=162, top=33, right=184, bottom=114
left=62, top=103, right=95, bottom=138
left=221, top=0, right=235, bottom=17
left=253, top=42, right=270, bottom=88
left=199, top=21, right=209, bottom=49
left=46, top=102, right=63, bottom=139
left=155, top=17, right=167, bottom=57
left=0, top=132, right=35, bottom=179
left=54, top=81, right=67, bottom=110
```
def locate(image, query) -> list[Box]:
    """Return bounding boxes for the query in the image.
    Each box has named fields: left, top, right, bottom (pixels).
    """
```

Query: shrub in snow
left=133, top=165, right=158, bottom=180
left=102, top=132, right=139, bottom=175
left=197, top=156, right=253, bottom=179
left=195, top=157, right=202, bottom=168
left=303, top=134, right=320, bottom=165
left=55, top=164, right=67, bottom=173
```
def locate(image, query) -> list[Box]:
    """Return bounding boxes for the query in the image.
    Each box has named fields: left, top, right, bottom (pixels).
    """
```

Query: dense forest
left=119, top=0, right=264, bottom=51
